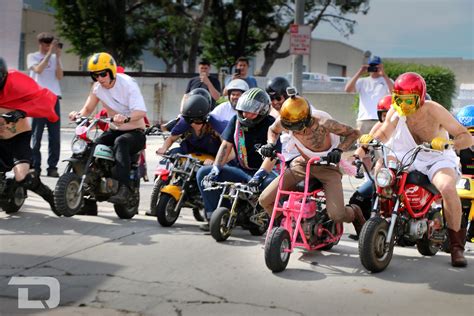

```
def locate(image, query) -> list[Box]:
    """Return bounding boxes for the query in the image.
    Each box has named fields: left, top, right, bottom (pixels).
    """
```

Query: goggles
left=281, top=119, right=306, bottom=131
left=392, top=94, right=420, bottom=116
left=90, top=71, right=108, bottom=79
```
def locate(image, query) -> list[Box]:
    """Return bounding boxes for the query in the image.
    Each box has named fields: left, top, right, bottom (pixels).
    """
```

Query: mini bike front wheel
left=264, top=227, right=291, bottom=273
left=54, top=173, right=83, bottom=217
left=359, top=217, right=394, bottom=273
left=210, top=207, right=232, bottom=242
left=156, top=193, right=180, bottom=226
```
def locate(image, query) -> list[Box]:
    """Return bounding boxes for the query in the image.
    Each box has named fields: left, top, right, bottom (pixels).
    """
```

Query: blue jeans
left=31, top=98, right=61, bottom=172
left=196, top=165, right=276, bottom=218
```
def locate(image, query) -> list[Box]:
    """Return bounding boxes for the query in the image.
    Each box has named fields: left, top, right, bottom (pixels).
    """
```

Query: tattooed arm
left=320, top=118, right=361, bottom=151
left=214, top=140, right=233, bottom=167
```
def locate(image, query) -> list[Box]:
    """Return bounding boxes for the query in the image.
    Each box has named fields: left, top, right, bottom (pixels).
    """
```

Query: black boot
left=21, top=172, right=58, bottom=216
left=108, top=184, right=130, bottom=205
left=448, top=228, right=467, bottom=267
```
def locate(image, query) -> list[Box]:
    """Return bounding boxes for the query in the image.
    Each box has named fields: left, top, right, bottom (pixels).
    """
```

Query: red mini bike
left=264, top=153, right=343, bottom=273
left=358, top=140, right=447, bottom=273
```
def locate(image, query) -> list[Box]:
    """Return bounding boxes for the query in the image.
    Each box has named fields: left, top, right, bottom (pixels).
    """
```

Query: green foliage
left=384, top=61, right=456, bottom=110
left=48, top=0, right=148, bottom=67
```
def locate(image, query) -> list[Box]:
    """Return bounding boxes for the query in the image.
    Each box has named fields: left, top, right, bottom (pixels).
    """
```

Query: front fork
left=386, top=197, right=401, bottom=245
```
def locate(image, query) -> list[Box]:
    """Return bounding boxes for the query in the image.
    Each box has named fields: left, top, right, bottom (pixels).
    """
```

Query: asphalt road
left=0, top=129, right=472, bottom=316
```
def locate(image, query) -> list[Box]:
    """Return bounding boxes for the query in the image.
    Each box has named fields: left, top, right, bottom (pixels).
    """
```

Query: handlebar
left=203, top=181, right=253, bottom=194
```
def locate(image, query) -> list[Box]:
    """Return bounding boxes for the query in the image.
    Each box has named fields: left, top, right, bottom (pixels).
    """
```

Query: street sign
left=290, top=24, right=311, bottom=55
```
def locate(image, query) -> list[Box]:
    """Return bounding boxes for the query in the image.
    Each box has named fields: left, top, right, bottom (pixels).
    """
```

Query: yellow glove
left=359, top=134, right=374, bottom=145
left=430, top=137, right=453, bottom=151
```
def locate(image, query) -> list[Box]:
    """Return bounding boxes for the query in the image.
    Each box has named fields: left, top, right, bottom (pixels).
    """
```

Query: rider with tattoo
left=258, top=94, right=366, bottom=238
left=197, top=88, right=281, bottom=231
left=0, top=57, right=58, bottom=213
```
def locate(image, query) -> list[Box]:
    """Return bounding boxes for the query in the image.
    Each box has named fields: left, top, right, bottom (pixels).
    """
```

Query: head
left=235, top=88, right=271, bottom=127
left=279, top=96, right=312, bottom=131
left=198, top=59, right=211, bottom=74
left=367, top=55, right=382, bottom=77
left=377, top=95, right=392, bottom=122
left=0, top=57, right=7, bottom=91
left=37, top=32, right=55, bottom=54
left=87, top=52, right=117, bottom=87
left=225, top=79, right=249, bottom=109
left=456, top=105, right=474, bottom=134
left=235, top=57, right=250, bottom=77
left=392, top=72, right=427, bottom=116
left=181, top=94, right=211, bottom=127
left=266, top=76, right=290, bottom=111
left=188, top=88, right=212, bottom=107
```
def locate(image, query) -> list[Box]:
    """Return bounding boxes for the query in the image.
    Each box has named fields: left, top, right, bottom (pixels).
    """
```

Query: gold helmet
left=280, top=95, right=311, bottom=131
left=87, top=52, right=117, bottom=81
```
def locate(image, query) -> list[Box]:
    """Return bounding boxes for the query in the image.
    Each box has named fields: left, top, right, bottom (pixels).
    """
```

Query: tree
left=49, top=0, right=149, bottom=67
left=202, top=0, right=370, bottom=76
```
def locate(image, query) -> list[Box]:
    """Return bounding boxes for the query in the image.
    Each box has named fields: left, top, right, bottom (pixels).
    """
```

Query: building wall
left=0, top=0, right=23, bottom=69
left=254, top=35, right=366, bottom=78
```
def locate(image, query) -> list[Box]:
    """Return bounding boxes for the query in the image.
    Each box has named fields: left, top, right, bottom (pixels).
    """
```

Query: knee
left=438, top=182, right=457, bottom=201
left=114, top=137, right=129, bottom=151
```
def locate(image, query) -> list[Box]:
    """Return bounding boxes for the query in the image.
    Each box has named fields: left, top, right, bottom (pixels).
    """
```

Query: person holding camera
left=223, top=57, right=258, bottom=94
left=27, top=32, right=64, bottom=177
left=344, top=56, right=393, bottom=134
left=185, top=59, right=221, bottom=102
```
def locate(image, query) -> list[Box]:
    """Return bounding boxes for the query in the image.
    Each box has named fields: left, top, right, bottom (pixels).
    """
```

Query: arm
left=267, top=119, right=284, bottom=145
left=433, top=102, right=473, bottom=150
left=371, top=109, right=397, bottom=143
left=213, top=140, right=233, bottom=167
left=201, top=74, right=221, bottom=101
left=55, top=43, right=64, bottom=80
left=320, top=118, right=361, bottom=151
left=344, top=65, right=367, bottom=93
left=156, top=135, right=180, bottom=154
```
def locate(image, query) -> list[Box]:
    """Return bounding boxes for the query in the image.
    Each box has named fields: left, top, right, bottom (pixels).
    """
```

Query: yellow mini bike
left=457, top=174, right=474, bottom=242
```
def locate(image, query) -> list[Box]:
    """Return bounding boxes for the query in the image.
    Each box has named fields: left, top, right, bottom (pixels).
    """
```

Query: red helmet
left=392, top=72, right=426, bottom=116
left=376, top=95, right=392, bottom=122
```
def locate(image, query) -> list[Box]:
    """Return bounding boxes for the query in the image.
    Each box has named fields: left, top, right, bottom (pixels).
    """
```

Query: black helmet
left=188, top=88, right=212, bottom=107
left=0, top=58, right=7, bottom=91
left=266, top=76, right=290, bottom=100
left=181, top=94, right=211, bottom=124
left=235, top=88, right=270, bottom=127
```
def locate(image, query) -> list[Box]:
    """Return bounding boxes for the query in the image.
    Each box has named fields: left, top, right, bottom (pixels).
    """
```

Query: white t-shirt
left=92, top=73, right=147, bottom=115
left=355, top=76, right=391, bottom=121
left=210, top=101, right=236, bottom=122
left=27, top=52, right=62, bottom=96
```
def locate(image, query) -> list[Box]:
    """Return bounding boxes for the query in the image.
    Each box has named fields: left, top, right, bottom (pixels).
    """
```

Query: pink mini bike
left=264, top=153, right=343, bottom=272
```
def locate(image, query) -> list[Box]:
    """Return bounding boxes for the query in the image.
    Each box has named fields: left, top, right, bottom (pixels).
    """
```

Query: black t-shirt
left=221, top=115, right=281, bottom=170
left=185, top=75, right=221, bottom=94
left=459, top=148, right=474, bottom=175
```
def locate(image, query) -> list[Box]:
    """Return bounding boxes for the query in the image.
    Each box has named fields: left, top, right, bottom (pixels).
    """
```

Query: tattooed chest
left=295, top=127, right=331, bottom=151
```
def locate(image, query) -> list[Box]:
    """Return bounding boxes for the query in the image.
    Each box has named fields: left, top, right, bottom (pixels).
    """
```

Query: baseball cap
left=368, top=56, right=382, bottom=65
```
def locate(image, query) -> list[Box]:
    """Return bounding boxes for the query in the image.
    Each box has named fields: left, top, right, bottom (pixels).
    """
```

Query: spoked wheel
left=156, top=193, right=180, bottom=226
left=114, top=188, right=139, bottom=219
left=359, top=217, right=394, bottom=273
left=54, top=173, right=83, bottom=217
left=210, top=207, right=232, bottom=242
left=1, top=186, right=27, bottom=214
left=265, top=227, right=291, bottom=273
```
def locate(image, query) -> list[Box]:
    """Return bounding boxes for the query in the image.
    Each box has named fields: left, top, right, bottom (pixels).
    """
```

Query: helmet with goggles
left=376, top=95, right=392, bottom=122
left=280, top=96, right=312, bottom=131
left=87, top=52, right=117, bottom=81
left=181, top=94, right=211, bottom=125
left=392, top=72, right=426, bottom=116
left=235, top=88, right=270, bottom=127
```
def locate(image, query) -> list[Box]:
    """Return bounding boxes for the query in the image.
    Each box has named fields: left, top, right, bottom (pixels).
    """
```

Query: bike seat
left=295, top=178, right=323, bottom=192
left=406, top=171, right=439, bottom=195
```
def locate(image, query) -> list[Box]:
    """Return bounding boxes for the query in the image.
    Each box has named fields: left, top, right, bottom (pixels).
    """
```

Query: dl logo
left=8, top=276, right=60, bottom=309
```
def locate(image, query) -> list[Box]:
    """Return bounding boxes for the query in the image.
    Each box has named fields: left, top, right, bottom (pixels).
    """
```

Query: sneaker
left=199, top=223, right=210, bottom=231
left=47, top=168, right=60, bottom=178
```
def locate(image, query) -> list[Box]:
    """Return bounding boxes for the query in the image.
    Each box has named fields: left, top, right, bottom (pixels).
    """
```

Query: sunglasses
left=185, top=117, right=206, bottom=125
left=90, top=71, right=108, bottom=79
left=268, top=93, right=282, bottom=101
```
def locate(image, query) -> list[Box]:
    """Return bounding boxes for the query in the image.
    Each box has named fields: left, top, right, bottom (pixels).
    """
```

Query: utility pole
left=292, top=0, right=305, bottom=94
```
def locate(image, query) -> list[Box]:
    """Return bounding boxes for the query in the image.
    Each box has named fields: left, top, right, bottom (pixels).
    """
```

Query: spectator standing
left=344, top=56, right=393, bottom=134
left=185, top=59, right=221, bottom=102
left=224, top=57, right=258, bottom=92
left=27, top=32, right=63, bottom=177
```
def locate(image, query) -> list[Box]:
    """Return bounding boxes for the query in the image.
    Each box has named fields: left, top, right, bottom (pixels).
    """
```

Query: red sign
left=290, top=24, right=311, bottom=55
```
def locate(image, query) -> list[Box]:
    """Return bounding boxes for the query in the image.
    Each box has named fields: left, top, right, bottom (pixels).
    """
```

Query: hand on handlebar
left=327, top=148, right=343, bottom=164
left=202, top=166, right=221, bottom=188
left=68, top=111, right=80, bottom=121
left=112, top=114, right=131, bottom=126
left=358, top=134, right=374, bottom=145
left=259, top=143, right=277, bottom=159
left=430, top=137, right=453, bottom=151
left=247, top=168, right=269, bottom=193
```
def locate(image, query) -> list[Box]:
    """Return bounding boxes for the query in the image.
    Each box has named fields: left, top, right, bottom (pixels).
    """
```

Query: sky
left=312, top=0, right=474, bottom=59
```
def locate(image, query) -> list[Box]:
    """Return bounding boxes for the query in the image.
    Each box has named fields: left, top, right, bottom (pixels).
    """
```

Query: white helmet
left=226, top=79, right=249, bottom=94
